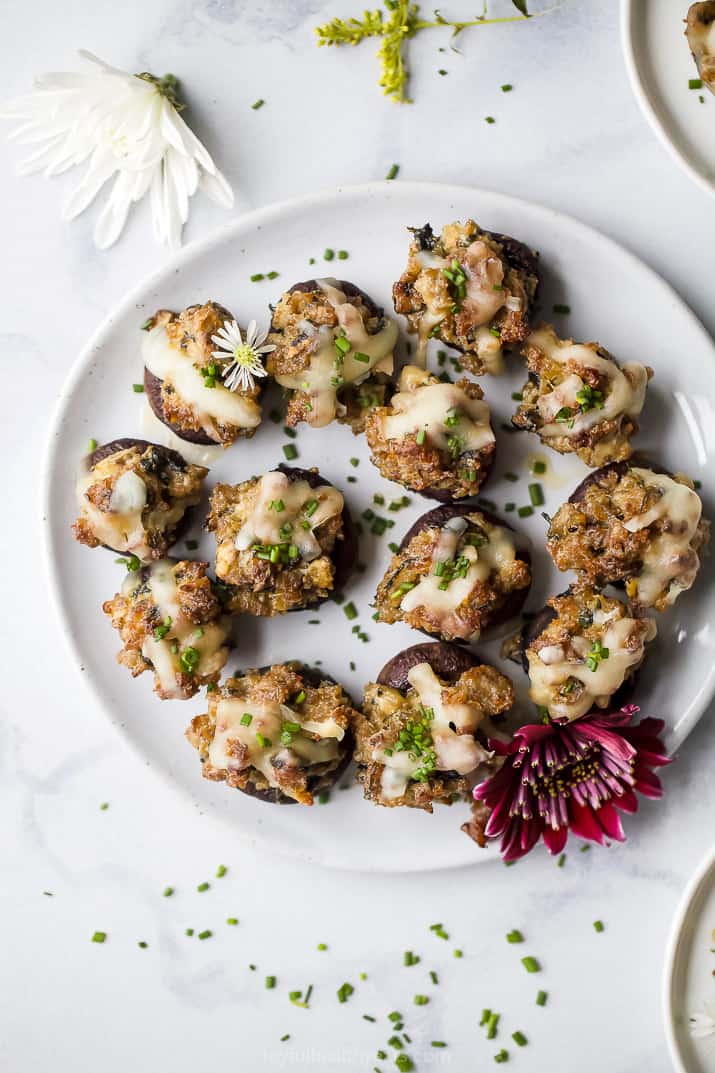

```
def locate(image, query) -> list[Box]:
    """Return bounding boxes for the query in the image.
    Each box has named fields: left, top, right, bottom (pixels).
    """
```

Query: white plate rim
left=40, top=179, right=715, bottom=872
left=663, top=844, right=715, bottom=1073
left=620, top=0, right=715, bottom=199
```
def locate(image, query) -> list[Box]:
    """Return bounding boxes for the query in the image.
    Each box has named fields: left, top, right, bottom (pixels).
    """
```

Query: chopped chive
left=553, top=303, right=570, bottom=315
left=512, top=1031, right=527, bottom=1047
left=363, top=1014, right=376, bottom=1022
left=100, top=802, right=109, bottom=811
left=501, top=83, right=513, bottom=92
left=226, top=918, right=238, bottom=926
left=386, top=163, right=399, bottom=180
left=185, top=539, right=199, bottom=550
left=403, top=950, right=420, bottom=966
left=415, top=428, right=426, bottom=445
left=395, top=1056, right=413, bottom=1072
left=267, top=270, right=279, bottom=280
left=343, top=601, right=358, bottom=621
left=163, top=886, right=174, bottom=897
left=269, top=408, right=281, bottom=423
left=510, top=391, right=523, bottom=401
left=283, top=425, right=297, bottom=439
left=438, top=68, right=447, bottom=75
left=91, top=931, right=106, bottom=943
left=250, top=272, right=265, bottom=282
left=337, top=981, right=354, bottom=1003
left=593, top=920, right=605, bottom=933
left=429, top=923, right=449, bottom=940
left=132, top=383, right=144, bottom=393
left=338, top=250, right=349, bottom=260
left=521, top=956, right=541, bottom=973
left=431, top=1041, right=447, bottom=1048
left=280, top=1034, right=290, bottom=1042
left=251, top=98, right=265, bottom=110
left=138, top=941, right=148, bottom=948
left=506, top=929, right=524, bottom=943
left=557, top=853, right=566, bottom=867
left=485, top=115, right=495, bottom=124
left=215, top=865, right=227, bottom=878
left=240, top=713, right=253, bottom=727
left=350, top=457, right=359, bottom=467
left=413, top=994, right=429, bottom=1006
left=504, top=502, right=515, bottom=512
left=323, top=248, right=335, bottom=261
left=282, top=443, right=298, bottom=460
left=88, top=437, right=98, bottom=452
left=517, top=505, right=534, bottom=518
left=197, top=882, right=210, bottom=892
left=532, top=460, right=546, bottom=474
left=494, top=1049, right=509, bottom=1064
left=689, top=78, right=703, bottom=89
left=429, top=970, right=438, bottom=985
left=185, top=928, right=194, bottom=936
left=388, top=1011, right=402, bottom=1023
left=198, top=930, right=212, bottom=940
left=317, top=792, right=330, bottom=804
left=480, top=1009, right=492, bottom=1026
left=536, top=990, right=548, bottom=1006
left=486, top=1012, right=500, bottom=1039
left=504, top=471, right=518, bottom=481
left=453, top=949, right=463, bottom=958
left=265, top=975, right=276, bottom=989
left=528, top=483, right=544, bottom=506
left=140, top=317, right=153, bottom=331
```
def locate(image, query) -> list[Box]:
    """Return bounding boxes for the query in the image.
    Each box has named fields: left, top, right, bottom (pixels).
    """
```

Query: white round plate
left=665, top=847, right=715, bottom=1073
left=43, top=181, right=715, bottom=872
left=622, top=0, right=715, bottom=197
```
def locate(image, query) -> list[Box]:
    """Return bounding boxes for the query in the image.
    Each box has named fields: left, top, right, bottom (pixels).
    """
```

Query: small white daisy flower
left=212, top=319, right=275, bottom=393
left=0, top=51, right=233, bottom=249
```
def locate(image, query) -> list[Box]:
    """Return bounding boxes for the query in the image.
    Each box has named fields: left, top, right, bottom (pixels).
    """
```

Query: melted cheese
left=375, top=662, right=491, bottom=800
left=273, top=279, right=398, bottom=428
left=412, top=240, right=516, bottom=372
left=381, top=365, right=495, bottom=453
left=76, top=450, right=187, bottom=560
left=527, top=615, right=657, bottom=721
left=530, top=327, right=649, bottom=439
left=123, top=560, right=229, bottom=699
left=623, top=469, right=703, bottom=607
left=234, top=471, right=343, bottom=560
left=142, top=324, right=262, bottom=438
left=207, top=697, right=341, bottom=791
left=400, top=517, right=517, bottom=640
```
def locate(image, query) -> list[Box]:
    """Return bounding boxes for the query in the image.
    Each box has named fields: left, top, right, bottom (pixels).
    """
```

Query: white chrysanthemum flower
left=690, top=1002, right=715, bottom=1039
left=212, top=319, right=275, bottom=393
left=0, top=50, right=233, bottom=249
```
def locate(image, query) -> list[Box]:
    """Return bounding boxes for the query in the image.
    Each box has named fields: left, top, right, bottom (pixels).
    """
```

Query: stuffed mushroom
left=365, top=365, right=496, bottom=500
left=72, top=438, right=207, bottom=562
left=266, top=279, right=398, bottom=431
left=103, top=558, right=231, bottom=700
left=374, top=505, right=531, bottom=643
left=518, top=588, right=656, bottom=722
left=142, top=301, right=266, bottom=446
left=686, top=2, right=715, bottom=93
left=547, top=462, right=709, bottom=612
left=511, top=325, right=652, bottom=467
left=355, top=642, right=513, bottom=810
left=186, top=662, right=357, bottom=804
left=206, top=466, right=355, bottom=615
left=392, top=220, right=539, bottom=374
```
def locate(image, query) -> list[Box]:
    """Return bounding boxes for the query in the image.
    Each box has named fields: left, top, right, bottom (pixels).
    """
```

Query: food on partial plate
left=267, top=278, right=398, bottom=430
left=516, top=588, right=657, bottom=722
left=686, top=2, right=715, bottom=94
left=365, top=364, right=495, bottom=500
left=355, top=642, right=512, bottom=810
left=103, top=558, right=231, bottom=700
left=142, top=301, right=266, bottom=446
left=392, top=219, right=539, bottom=373
left=374, top=504, right=531, bottom=643
left=547, top=463, right=709, bottom=612
left=72, top=438, right=207, bottom=561
left=511, top=324, right=652, bottom=467
left=186, top=663, right=357, bottom=804
left=205, top=466, right=355, bottom=615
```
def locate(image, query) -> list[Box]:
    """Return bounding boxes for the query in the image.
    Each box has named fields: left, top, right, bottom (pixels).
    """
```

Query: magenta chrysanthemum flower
left=473, top=705, right=671, bottom=861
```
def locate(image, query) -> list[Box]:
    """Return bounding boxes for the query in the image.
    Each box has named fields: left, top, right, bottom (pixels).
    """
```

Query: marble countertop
left=1, top=2, right=713, bottom=1071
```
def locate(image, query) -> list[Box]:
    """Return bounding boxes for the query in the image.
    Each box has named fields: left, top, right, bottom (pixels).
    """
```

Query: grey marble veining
left=1, top=2, right=713, bottom=1071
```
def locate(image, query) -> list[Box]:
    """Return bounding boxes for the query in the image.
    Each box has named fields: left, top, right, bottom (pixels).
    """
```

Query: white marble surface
left=1, top=2, right=713, bottom=1071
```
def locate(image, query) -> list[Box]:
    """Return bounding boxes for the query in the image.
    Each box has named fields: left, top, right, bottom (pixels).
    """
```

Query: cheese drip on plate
left=124, top=560, right=229, bottom=700
left=374, top=662, right=491, bottom=801
left=381, top=365, right=495, bottom=453
left=75, top=450, right=187, bottom=560
left=529, top=327, right=649, bottom=438
left=623, top=469, right=703, bottom=607
left=400, top=516, right=517, bottom=640
left=273, top=278, right=398, bottom=428
left=143, top=323, right=262, bottom=439
left=207, top=696, right=343, bottom=792
left=412, top=240, right=520, bottom=372
left=527, top=612, right=657, bottom=722
left=234, top=471, right=343, bottom=560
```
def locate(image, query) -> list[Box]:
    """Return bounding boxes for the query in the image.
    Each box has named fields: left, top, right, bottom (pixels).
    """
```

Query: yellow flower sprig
left=316, top=0, right=553, bottom=103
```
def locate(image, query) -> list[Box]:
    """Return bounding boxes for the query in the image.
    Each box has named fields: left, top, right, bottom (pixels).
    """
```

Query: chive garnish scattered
left=88, top=437, right=98, bottom=452
left=501, top=83, right=513, bottom=92
left=91, top=931, right=106, bottom=943
left=215, top=865, right=227, bottom=878
left=486, top=1012, right=500, bottom=1039
left=429, top=970, right=438, bottom=985
left=528, top=483, right=544, bottom=506
left=338, top=250, right=349, bottom=259
left=198, top=930, right=212, bottom=941
left=282, top=443, right=298, bottom=460
left=536, top=990, right=548, bottom=1006
left=689, top=78, right=703, bottom=89
left=485, top=115, right=495, bottom=124
left=337, top=981, right=354, bottom=1003
left=512, top=1031, right=527, bottom=1047
left=226, top=918, right=238, bottom=926
left=265, top=976, right=276, bottom=989
left=163, top=886, right=174, bottom=897
left=250, top=272, right=264, bottom=282
left=363, top=1014, right=376, bottom=1022
left=431, top=1041, right=447, bottom=1047
left=323, top=248, right=335, bottom=261
left=553, top=303, right=571, bottom=314
left=521, top=956, right=541, bottom=973
left=429, top=923, right=449, bottom=940
left=197, top=882, right=210, bottom=892
left=138, top=941, right=148, bottom=948
left=251, top=99, right=265, bottom=110
left=413, top=994, right=429, bottom=1005
left=100, top=802, right=109, bottom=811
left=494, top=1049, right=509, bottom=1063
left=185, top=928, right=194, bottom=936
left=532, top=459, right=546, bottom=474
left=593, top=920, right=605, bottom=933
left=343, top=602, right=358, bottom=620
left=386, top=163, right=399, bottom=180
left=132, top=383, right=144, bottom=393
left=557, top=853, right=566, bottom=868
left=453, top=949, right=463, bottom=958
left=140, top=317, right=153, bottom=331
left=403, top=950, right=420, bottom=966
left=517, top=505, right=533, bottom=518
left=395, top=1056, right=413, bottom=1072
left=506, top=929, right=523, bottom=943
